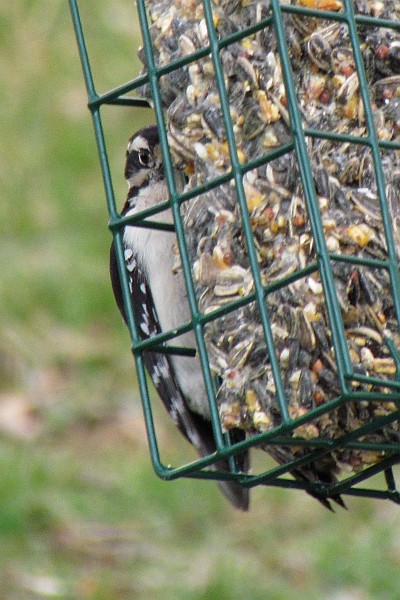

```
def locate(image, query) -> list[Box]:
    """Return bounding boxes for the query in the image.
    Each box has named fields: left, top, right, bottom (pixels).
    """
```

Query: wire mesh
left=70, top=0, right=400, bottom=504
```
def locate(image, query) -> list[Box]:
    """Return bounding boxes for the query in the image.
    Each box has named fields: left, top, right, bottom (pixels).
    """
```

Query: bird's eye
left=138, top=150, right=151, bottom=167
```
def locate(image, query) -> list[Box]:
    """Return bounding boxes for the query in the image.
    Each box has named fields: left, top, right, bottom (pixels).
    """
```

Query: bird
left=109, top=125, right=250, bottom=511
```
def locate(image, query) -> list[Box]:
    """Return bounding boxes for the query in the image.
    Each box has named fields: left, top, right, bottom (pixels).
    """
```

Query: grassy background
left=1, top=1, right=400, bottom=598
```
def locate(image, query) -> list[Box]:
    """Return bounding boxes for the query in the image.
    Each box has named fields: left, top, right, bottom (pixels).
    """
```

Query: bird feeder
left=70, top=0, right=400, bottom=506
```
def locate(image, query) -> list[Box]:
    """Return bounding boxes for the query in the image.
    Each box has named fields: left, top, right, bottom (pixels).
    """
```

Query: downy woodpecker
left=109, top=126, right=249, bottom=510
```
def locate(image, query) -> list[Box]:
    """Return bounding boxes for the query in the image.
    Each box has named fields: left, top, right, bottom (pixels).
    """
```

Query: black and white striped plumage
left=109, top=126, right=249, bottom=510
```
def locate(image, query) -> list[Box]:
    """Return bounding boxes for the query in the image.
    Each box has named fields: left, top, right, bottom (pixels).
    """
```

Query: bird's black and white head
left=124, top=126, right=163, bottom=195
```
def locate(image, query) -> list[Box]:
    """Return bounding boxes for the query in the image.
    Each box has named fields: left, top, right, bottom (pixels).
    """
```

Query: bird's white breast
left=123, top=182, right=209, bottom=417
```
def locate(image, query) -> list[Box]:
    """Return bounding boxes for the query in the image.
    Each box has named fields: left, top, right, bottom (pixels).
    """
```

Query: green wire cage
left=70, top=0, right=400, bottom=505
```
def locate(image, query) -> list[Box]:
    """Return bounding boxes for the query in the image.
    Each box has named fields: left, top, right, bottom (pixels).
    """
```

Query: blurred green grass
left=1, top=1, right=400, bottom=599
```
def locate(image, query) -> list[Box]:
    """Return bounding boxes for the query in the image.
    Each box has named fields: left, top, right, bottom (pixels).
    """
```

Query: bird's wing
left=110, top=240, right=250, bottom=510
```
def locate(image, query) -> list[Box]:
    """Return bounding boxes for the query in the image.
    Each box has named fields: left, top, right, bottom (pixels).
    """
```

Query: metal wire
left=70, top=0, right=400, bottom=503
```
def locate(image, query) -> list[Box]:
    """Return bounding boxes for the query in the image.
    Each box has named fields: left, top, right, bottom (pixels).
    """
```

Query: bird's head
left=124, top=125, right=163, bottom=190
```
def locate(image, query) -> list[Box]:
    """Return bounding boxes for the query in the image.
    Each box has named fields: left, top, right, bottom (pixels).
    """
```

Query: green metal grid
left=69, top=0, right=400, bottom=504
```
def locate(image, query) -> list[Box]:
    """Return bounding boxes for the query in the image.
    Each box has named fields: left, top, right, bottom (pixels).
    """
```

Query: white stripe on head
left=127, top=135, right=150, bottom=154
left=126, top=169, right=149, bottom=189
